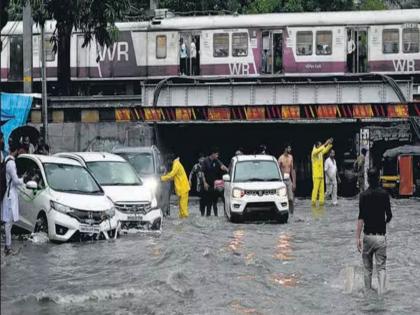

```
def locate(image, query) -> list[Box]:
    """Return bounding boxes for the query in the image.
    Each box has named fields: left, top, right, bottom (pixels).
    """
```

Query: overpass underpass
left=154, top=118, right=414, bottom=197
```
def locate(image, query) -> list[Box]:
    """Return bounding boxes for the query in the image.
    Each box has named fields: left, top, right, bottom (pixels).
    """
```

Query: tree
left=12, top=0, right=130, bottom=95
left=360, top=0, right=387, bottom=10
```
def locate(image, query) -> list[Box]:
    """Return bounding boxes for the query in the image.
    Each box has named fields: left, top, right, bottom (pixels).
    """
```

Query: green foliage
left=283, top=0, right=304, bottom=12
left=246, top=0, right=280, bottom=13
left=11, top=0, right=130, bottom=47
left=360, top=0, right=387, bottom=10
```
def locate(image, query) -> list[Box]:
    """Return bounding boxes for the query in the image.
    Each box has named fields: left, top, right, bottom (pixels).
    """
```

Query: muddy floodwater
left=1, top=198, right=420, bottom=315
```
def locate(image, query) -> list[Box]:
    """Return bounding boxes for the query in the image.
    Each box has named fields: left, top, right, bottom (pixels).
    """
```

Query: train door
left=9, top=35, right=23, bottom=80
left=179, top=32, right=200, bottom=76
left=398, top=155, right=414, bottom=196
left=347, top=27, right=368, bottom=73
left=272, top=31, right=283, bottom=74
left=261, top=31, right=283, bottom=74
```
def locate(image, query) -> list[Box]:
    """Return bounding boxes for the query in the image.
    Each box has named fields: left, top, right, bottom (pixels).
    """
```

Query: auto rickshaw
left=380, top=145, right=420, bottom=197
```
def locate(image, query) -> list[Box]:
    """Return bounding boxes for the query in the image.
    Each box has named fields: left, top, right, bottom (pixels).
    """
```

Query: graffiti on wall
left=84, top=136, right=124, bottom=152
left=369, top=124, right=412, bottom=143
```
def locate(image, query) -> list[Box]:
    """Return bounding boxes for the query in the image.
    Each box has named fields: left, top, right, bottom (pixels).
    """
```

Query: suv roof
left=234, top=154, right=277, bottom=162
left=58, top=152, right=126, bottom=163
left=112, top=145, right=159, bottom=154
left=19, top=154, right=82, bottom=166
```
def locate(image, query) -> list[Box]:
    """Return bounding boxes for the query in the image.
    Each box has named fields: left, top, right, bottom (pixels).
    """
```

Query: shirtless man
left=278, top=144, right=296, bottom=214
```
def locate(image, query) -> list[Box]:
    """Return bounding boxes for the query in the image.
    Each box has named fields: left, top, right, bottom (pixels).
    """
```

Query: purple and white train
left=1, top=9, right=419, bottom=83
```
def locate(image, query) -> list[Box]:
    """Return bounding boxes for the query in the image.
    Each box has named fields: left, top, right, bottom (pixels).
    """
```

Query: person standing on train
left=190, top=38, right=197, bottom=76
left=347, top=33, right=356, bottom=72
left=180, top=38, right=188, bottom=75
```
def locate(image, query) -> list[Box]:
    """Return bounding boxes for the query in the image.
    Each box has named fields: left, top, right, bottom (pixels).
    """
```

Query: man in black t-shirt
left=202, top=147, right=228, bottom=217
left=356, top=168, right=392, bottom=295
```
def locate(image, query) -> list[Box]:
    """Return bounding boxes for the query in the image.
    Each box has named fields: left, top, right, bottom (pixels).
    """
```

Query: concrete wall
left=32, top=122, right=155, bottom=153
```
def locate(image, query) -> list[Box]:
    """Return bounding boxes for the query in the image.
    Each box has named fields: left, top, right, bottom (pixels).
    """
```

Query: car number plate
left=127, top=215, right=143, bottom=221
left=79, top=224, right=100, bottom=234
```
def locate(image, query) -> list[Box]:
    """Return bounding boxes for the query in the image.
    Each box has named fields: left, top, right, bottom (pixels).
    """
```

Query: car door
left=16, top=157, right=47, bottom=232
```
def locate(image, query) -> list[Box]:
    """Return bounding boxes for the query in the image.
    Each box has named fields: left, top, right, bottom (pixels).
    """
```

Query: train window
left=383, top=29, right=399, bottom=54
left=296, top=31, right=313, bottom=56
left=316, top=31, right=332, bottom=55
left=403, top=28, right=419, bottom=53
left=156, top=35, right=167, bottom=59
left=232, top=33, right=248, bottom=57
left=213, top=33, right=229, bottom=57
left=44, top=36, right=55, bottom=62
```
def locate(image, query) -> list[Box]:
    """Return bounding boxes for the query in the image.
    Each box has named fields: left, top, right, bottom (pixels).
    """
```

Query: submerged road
left=1, top=198, right=420, bottom=315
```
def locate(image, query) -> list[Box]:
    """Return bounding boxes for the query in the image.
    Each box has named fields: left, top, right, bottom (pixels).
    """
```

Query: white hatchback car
left=14, top=154, right=118, bottom=242
left=223, top=155, right=289, bottom=223
left=55, top=152, right=162, bottom=232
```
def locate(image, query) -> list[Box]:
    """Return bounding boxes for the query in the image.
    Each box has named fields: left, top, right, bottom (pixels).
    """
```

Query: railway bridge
left=29, top=74, right=419, bottom=195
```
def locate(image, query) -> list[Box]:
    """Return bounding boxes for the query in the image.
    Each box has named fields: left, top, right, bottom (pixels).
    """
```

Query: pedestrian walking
left=311, top=138, right=333, bottom=205
left=324, top=149, right=340, bottom=205
left=203, top=147, right=228, bottom=216
left=1, top=140, right=25, bottom=255
left=278, top=144, right=296, bottom=214
left=189, top=154, right=206, bottom=216
left=354, top=148, right=367, bottom=193
left=356, top=168, right=392, bottom=295
left=161, top=154, right=190, bottom=219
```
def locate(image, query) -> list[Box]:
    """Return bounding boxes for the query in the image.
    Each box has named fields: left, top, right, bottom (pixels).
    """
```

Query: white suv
left=223, top=155, right=289, bottom=223
left=15, top=154, right=118, bottom=242
left=55, top=152, right=162, bottom=232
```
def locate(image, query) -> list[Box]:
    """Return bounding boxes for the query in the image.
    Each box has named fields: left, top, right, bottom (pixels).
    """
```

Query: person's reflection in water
left=311, top=203, right=325, bottom=219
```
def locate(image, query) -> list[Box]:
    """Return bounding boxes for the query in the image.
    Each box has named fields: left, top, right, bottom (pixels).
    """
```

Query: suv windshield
left=117, top=153, right=155, bottom=176
left=234, top=160, right=281, bottom=182
left=86, top=161, right=142, bottom=186
left=44, top=163, right=103, bottom=194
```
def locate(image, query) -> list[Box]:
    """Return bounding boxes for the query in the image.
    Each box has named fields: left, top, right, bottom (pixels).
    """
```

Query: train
left=1, top=9, right=420, bottom=85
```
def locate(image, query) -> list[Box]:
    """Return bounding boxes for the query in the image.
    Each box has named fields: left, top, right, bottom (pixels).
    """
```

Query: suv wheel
left=277, top=213, right=289, bottom=224
left=230, top=211, right=243, bottom=223
left=35, top=213, right=49, bottom=234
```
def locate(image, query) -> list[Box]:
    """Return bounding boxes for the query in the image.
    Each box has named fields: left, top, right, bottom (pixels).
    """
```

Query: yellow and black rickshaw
left=381, top=145, right=420, bottom=197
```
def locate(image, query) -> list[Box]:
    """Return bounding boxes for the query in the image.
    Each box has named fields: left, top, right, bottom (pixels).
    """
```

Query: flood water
left=1, top=198, right=420, bottom=315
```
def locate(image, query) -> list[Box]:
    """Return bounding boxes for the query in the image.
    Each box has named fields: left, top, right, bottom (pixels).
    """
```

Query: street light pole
left=23, top=2, right=33, bottom=93
left=40, top=23, right=48, bottom=142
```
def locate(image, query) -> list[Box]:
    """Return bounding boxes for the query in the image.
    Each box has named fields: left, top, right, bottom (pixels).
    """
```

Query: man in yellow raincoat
left=311, top=138, right=333, bottom=205
left=161, top=154, right=190, bottom=218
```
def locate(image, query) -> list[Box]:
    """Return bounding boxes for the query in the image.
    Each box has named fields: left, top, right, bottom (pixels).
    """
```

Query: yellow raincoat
left=161, top=158, right=190, bottom=218
left=311, top=144, right=333, bottom=204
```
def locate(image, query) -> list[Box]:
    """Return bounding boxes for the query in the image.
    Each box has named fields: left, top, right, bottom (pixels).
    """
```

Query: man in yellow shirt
left=161, top=154, right=190, bottom=218
left=311, top=138, right=333, bottom=205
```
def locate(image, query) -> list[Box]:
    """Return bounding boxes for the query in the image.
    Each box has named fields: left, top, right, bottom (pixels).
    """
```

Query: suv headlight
left=151, top=197, right=158, bottom=208
left=277, top=187, right=287, bottom=197
left=232, top=188, right=245, bottom=198
left=50, top=201, right=74, bottom=214
left=105, top=206, right=116, bottom=218
left=144, top=178, right=158, bottom=193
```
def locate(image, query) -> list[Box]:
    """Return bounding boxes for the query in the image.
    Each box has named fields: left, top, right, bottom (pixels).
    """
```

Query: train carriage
left=1, top=9, right=419, bottom=86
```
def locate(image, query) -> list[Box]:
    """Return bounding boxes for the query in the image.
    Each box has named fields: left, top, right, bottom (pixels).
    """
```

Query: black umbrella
left=10, top=125, right=40, bottom=145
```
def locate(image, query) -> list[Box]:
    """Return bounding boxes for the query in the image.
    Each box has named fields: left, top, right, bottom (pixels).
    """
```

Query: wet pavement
left=1, top=197, right=420, bottom=315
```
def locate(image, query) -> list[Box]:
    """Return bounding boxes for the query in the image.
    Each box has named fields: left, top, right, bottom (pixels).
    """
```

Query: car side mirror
left=223, top=174, right=230, bottom=182
left=26, top=181, right=38, bottom=190
left=159, top=165, right=166, bottom=174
